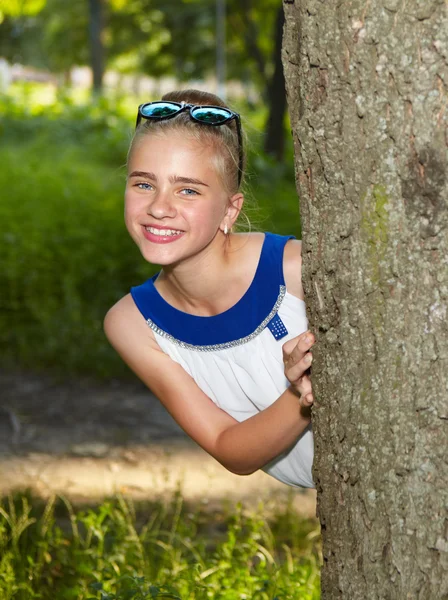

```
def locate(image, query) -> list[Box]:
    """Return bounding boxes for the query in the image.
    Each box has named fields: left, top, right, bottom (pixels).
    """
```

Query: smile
left=145, top=226, right=184, bottom=236
left=142, top=225, right=185, bottom=244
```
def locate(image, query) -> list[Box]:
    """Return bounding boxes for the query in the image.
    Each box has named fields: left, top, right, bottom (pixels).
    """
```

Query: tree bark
left=282, top=1, right=448, bottom=599
left=88, top=0, right=104, bottom=93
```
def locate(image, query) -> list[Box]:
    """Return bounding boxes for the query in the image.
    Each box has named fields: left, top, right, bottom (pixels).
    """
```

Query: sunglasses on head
left=136, top=101, right=243, bottom=188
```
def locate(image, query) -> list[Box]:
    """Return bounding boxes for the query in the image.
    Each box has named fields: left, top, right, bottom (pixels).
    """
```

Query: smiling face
left=125, top=131, right=242, bottom=268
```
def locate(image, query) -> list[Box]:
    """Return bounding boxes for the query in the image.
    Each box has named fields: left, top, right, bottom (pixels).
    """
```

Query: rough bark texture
left=282, top=1, right=448, bottom=598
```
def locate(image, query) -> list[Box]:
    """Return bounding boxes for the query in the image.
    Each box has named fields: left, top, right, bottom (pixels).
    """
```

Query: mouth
left=142, top=225, right=185, bottom=244
left=144, top=226, right=185, bottom=237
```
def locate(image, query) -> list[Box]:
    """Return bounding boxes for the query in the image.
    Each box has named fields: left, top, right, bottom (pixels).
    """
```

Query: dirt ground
left=0, top=369, right=316, bottom=516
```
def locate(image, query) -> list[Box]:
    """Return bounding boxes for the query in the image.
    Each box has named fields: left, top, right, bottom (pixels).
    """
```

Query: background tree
left=263, top=5, right=287, bottom=160
left=282, top=0, right=448, bottom=598
left=227, top=0, right=288, bottom=159
left=0, top=0, right=288, bottom=155
left=88, top=0, right=104, bottom=92
left=0, top=0, right=47, bottom=67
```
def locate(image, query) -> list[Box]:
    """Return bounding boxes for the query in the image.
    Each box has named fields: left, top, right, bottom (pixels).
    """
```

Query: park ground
left=0, top=368, right=316, bottom=516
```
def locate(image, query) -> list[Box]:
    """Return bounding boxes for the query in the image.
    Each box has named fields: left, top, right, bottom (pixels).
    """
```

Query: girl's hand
left=282, top=330, right=315, bottom=407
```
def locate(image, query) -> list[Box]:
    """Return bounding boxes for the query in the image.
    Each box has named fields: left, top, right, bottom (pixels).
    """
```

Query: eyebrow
left=128, top=170, right=209, bottom=187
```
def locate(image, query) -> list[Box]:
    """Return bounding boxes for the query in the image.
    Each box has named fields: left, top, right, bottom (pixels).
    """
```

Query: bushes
left=0, top=134, right=146, bottom=376
left=0, top=89, right=301, bottom=377
left=1, top=94, right=148, bottom=376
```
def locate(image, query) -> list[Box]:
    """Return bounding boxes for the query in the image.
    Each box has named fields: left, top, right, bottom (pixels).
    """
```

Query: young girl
left=104, top=89, right=315, bottom=489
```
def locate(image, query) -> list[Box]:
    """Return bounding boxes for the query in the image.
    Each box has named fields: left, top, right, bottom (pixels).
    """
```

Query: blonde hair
left=128, top=89, right=246, bottom=197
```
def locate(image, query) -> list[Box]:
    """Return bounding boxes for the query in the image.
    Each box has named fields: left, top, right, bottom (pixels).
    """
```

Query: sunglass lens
left=191, top=107, right=232, bottom=124
left=140, top=102, right=180, bottom=118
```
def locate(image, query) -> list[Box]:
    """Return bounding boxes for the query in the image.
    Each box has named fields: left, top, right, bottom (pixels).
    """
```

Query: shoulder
left=282, top=238, right=305, bottom=301
left=104, top=293, right=140, bottom=331
left=104, top=293, right=158, bottom=352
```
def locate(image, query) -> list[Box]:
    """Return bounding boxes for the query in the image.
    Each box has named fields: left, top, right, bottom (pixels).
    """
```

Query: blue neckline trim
left=131, top=232, right=295, bottom=346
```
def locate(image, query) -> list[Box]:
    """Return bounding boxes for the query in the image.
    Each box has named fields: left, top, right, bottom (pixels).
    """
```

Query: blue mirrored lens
left=141, top=102, right=180, bottom=118
left=191, top=107, right=232, bottom=124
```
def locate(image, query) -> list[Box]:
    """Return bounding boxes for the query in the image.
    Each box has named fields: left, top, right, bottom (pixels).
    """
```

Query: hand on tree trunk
left=282, top=331, right=315, bottom=407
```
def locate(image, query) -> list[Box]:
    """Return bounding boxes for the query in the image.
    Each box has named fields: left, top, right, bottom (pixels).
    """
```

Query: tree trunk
left=282, top=1, right=448, bottom=599
left=264, top=6, right=287, bottom=161
left=88, top=0, right=104, bottom=94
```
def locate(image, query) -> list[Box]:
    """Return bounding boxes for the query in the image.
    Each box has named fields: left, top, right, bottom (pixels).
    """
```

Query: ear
left=222, top=192, right=245, bottom=228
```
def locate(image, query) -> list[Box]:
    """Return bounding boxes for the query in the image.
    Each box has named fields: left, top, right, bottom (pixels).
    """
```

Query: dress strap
left=258, top=232, right=295, bottom=286
left=259, top=233, right=295, bottom=341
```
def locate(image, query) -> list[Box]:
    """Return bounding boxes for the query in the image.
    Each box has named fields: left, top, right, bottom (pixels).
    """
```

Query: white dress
left=131, top=232, right=315, bottom=488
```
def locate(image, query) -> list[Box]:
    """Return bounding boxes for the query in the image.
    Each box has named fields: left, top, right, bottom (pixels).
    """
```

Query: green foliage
left=0, top=86, right=300, bottom=376
left=0, top=0, right=282, bottom=89
left=0, top=490, right=320, bottom=599
left=0, top=92, right=145, bottom=376
left=0, top=0, right=88, bottom=72
left=0, top=0, right=45, bottom=19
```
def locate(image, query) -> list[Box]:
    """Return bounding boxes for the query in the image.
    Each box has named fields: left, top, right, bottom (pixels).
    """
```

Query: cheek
left=183, top=196, right=225, bottom=225
left=123, top=195, right=132, bottom=223
left=123, top=192, right=142, bottom=233
left=184, top=206, right=219, bottom=232
left=124, top=189, right=141, bottom=216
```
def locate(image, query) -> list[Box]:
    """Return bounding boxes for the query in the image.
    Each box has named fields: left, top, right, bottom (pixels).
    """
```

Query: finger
left=298, top=374, right=314, bottom=407
left=301, top=393, right=314, bottom=407
left=288, top=332, right=315, bottom=365
left=282, top=334, right=302, bottom=359
left=282, top=331, right=314, bottom=364
left=297, top=374, right=312, bottom=397
left=290, top=378, right=314, bottom=407
left=285, top=351, right=313, bottom=382
left=289, top=373, right=312, bottom=401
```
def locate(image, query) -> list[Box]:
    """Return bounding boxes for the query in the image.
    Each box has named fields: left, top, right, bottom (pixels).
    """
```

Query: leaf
left=89, top=582, right=104, bottom=591
left=0, top=0, right=46, bottom=18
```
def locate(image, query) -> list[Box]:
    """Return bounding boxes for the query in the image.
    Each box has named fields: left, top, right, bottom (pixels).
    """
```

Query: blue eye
left=136, top=182, right=152, bottom=190
left=182, top=188, right=198, bottom=196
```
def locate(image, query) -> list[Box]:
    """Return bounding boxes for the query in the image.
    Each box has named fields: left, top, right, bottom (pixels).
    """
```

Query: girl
left=104, top=89, right=315, bottom=488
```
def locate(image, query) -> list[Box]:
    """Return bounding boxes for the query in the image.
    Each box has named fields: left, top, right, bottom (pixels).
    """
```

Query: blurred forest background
left=0, top=4, right=321, bottom=598
left=0, top=0, right=302, bottom=378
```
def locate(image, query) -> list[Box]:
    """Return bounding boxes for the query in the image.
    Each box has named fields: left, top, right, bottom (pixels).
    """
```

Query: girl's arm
left=104, top=295, right=313, bottom=476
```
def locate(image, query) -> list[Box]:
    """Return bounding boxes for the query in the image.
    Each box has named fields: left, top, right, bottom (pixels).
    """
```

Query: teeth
left=146, top=227, right=183, bottom=236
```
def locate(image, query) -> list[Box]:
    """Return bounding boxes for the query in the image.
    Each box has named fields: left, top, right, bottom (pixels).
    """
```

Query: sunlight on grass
left=0, top=490, right=321, bottom=599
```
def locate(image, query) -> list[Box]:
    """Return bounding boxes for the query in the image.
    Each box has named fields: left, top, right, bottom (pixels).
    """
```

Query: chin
left=136, top=229, right=217, bottom=268
left=138, top=241, right=185, bottom=267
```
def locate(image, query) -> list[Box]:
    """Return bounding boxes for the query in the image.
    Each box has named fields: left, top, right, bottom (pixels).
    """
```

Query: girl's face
left=125, top=131, right=239, bottom=267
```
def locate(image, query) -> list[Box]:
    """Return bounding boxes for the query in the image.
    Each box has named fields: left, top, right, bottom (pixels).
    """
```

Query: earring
left=224, top=223, right=228, bottom=235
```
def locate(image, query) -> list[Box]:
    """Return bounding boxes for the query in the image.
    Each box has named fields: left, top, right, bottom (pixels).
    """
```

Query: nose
left=146, top=190, right=177, bottom=220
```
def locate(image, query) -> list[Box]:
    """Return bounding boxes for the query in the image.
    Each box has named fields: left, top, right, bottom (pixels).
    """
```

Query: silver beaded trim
left=146, top=285, right=287, bottom=352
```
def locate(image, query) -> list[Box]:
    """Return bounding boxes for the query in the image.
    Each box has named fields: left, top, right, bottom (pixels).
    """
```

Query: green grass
left=0, top=85, right=301, bottom=377
left=0, top=490, right=320, bottom=599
